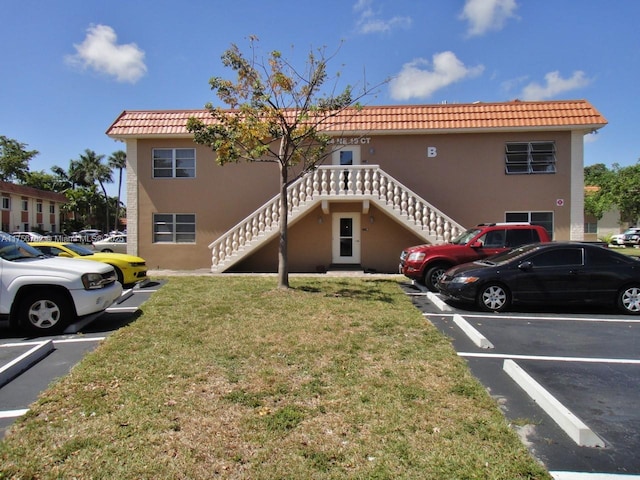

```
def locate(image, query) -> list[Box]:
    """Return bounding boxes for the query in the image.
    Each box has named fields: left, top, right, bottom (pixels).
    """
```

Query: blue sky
left=1, top=0, right=638, bottom=197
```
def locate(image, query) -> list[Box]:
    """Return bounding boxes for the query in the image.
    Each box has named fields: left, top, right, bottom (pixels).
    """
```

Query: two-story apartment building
left=107, top=99, right=607, bottom=273
left=0, top=181, right=67, bottom=234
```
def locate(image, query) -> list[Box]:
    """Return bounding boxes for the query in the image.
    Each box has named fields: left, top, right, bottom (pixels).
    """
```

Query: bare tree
left=187, top=38, right=379, bottom=288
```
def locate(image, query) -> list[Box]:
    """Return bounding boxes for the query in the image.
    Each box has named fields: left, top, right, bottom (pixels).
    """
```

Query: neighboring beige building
left=583, top=186, right=624, bottom=242
left=0, top=181, right=67, bottom=234
left=107, top=99, right=607, bottom=272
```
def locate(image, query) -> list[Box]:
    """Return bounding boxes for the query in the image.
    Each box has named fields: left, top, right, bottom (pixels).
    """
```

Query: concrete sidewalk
left=148, top=269, right=404, bottom=279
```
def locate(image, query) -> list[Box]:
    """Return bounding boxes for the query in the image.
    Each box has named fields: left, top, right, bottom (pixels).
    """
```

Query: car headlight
left=82, top=272, right=107, bottom=290
left=407, top=252, right=426, bottom=262
left=451, top=276, right=479, bottom=284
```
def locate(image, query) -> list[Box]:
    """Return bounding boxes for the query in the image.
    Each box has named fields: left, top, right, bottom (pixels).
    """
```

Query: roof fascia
left=108, top=124, right=605, bottom=141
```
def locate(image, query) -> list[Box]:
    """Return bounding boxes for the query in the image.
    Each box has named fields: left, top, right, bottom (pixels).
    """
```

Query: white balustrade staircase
left=209, top=165, right=465, bottom=272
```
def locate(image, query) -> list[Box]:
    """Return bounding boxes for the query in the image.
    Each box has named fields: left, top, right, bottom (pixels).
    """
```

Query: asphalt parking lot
left=0, top=279, right=164, bottom=437
left=400, top=281, right=640, bottom=479
left=2, top=275, right=639, bottom=479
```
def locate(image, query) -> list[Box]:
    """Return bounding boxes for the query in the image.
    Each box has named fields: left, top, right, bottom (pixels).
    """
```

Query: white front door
left=332, top=213, right=361, bottom=264
left=332, top=145, right=361, bottom=166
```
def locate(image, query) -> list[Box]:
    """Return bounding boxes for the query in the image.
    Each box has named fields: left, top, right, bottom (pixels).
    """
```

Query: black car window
left=480, top=229, right=506, bottom=247
left=530, top=248, right=583, bottom=267
left=505, top=229, right=537, bottom=247
left=587, top=247, right=632, bottom=266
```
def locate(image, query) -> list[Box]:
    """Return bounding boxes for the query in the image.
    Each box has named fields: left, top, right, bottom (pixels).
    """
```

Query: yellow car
left=29, top=241, right=148, bottom=287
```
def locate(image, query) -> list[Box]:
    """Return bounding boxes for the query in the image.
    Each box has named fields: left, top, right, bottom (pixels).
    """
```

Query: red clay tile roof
left=106, top=100, right=607, bottom=138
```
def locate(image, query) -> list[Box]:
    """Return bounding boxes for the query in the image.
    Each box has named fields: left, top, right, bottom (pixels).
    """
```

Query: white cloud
left=521, top=71, right=591, bottom=100
left=66, top=24, right=147, bottom=83
left=389, top=51, right=484, bottom=101
left=460, top=0, right=518, bottom=36
left=353, top=0, right=412, bottom=34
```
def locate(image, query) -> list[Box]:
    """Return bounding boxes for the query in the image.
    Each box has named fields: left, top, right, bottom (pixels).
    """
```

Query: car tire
left=424, top=264, right=448, bottom=292
left=18, top=290, right=74, bottom=335
left=477, top=283, right=510, bottom=312
left=617, top=285, right=640, bottom=314
left=101, top=249, right=113, bottom=253
left=111, top=266, right=124, bottom=286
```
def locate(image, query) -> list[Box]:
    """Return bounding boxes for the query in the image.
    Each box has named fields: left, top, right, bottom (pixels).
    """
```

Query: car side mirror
left=518, top=261, right=533, bottom=271
left=58, top=252, right=73, bottom=258
left=469, top=241, right=483, bottom=248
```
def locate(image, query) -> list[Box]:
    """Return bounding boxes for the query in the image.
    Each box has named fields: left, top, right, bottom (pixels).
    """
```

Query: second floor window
left=1, top=197, right=9, bottom=210
left=21, top=199, right=28, bottom=211
left=505, top=142, right=556, bottom=174
left=153, top=148, right=196, bottom=178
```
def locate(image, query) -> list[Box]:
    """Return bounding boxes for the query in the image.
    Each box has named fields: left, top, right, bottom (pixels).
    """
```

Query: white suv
left=0, top=232, right=123, bottom=334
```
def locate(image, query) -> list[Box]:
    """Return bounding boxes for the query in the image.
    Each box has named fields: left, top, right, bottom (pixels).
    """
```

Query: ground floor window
left=153, top=213, right=196, bottom=243
left=584, top=222, right=597, bottom=234
left=505, top=211, right=553, bottom=239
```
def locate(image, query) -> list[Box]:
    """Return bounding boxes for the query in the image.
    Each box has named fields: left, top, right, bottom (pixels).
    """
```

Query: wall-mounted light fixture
left=318, top=216, right=324, bottom=224
left=369, top=216, right=375, bottom=224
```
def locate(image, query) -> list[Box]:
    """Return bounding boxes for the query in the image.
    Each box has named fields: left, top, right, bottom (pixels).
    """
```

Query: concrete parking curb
left=0, top=340, right=54, bottom=388
left=503, top=359, right=605, bottom=448
left=452, top=314, right=494, bottom=349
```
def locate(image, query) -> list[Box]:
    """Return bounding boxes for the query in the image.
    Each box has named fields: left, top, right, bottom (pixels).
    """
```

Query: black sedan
left=437, top=242, right=640, bottom=314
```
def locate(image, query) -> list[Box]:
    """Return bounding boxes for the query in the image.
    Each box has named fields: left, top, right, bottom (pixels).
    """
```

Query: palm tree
left=108, top=150, right=126, bottom=231
left=75, top=150, right=113, bottom=232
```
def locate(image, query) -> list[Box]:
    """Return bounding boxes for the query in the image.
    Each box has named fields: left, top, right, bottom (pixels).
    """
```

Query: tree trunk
left=277, top=140, right=289, bottom=289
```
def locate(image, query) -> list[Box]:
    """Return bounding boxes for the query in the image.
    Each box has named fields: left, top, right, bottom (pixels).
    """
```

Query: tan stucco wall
left=131, top=130, right=578, bottom=271
left=134, top=139, right=280, bottom=270
left=365, top=131, right=571, bottom=239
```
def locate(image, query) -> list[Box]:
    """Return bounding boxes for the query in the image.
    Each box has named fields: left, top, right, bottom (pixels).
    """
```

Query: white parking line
left=0, top=409, right=29, bottom=419
left=550, top=472, right=640, bottom=480
left=429, top=312, right=640, bottom=324
left=458, top=352, right=640, bottom=364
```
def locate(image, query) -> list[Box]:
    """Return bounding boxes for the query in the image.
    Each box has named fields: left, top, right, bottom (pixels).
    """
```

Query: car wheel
left=617, top=285, right=640, bottom=314
left=477, top=283, right=510, bottom=312
left=424, top=264, right=448, bottom=292
left=18, top=290, right=74, bottom=335
left=101, top=248, right=113, bottom=253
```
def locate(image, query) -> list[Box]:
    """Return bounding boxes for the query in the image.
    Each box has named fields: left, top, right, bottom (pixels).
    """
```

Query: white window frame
left=153, top=213, right=196, bottom=243
left=21, top=199, right=28, bottom=211
left=152, top=148, right=196, bottom=178
left=1, top=197, right=9, bottom=210
left=505, top=141, right=556, bottom=174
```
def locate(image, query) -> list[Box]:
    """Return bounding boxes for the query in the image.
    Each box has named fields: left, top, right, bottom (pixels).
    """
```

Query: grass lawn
left=0, top=276, right=550, bottom=479
left=615, top=245, right=640, bottom=257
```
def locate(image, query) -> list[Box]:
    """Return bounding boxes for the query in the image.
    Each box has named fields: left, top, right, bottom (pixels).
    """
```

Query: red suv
left=399, top=223, right=551, bottom=291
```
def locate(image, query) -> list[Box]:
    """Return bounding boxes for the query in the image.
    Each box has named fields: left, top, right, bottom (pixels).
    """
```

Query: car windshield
left=0, top=232, right=44, bottom=261
left=61, top=243, right=94, bottom=256
left=450, top=228, right=482, bottom=245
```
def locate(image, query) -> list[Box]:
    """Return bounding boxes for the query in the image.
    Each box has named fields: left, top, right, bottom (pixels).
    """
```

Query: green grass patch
left=0, top=276, right=550, bottom=479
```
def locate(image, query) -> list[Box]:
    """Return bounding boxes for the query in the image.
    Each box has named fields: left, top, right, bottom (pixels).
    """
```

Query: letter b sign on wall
left=427, top=147, right=437, bottom=158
